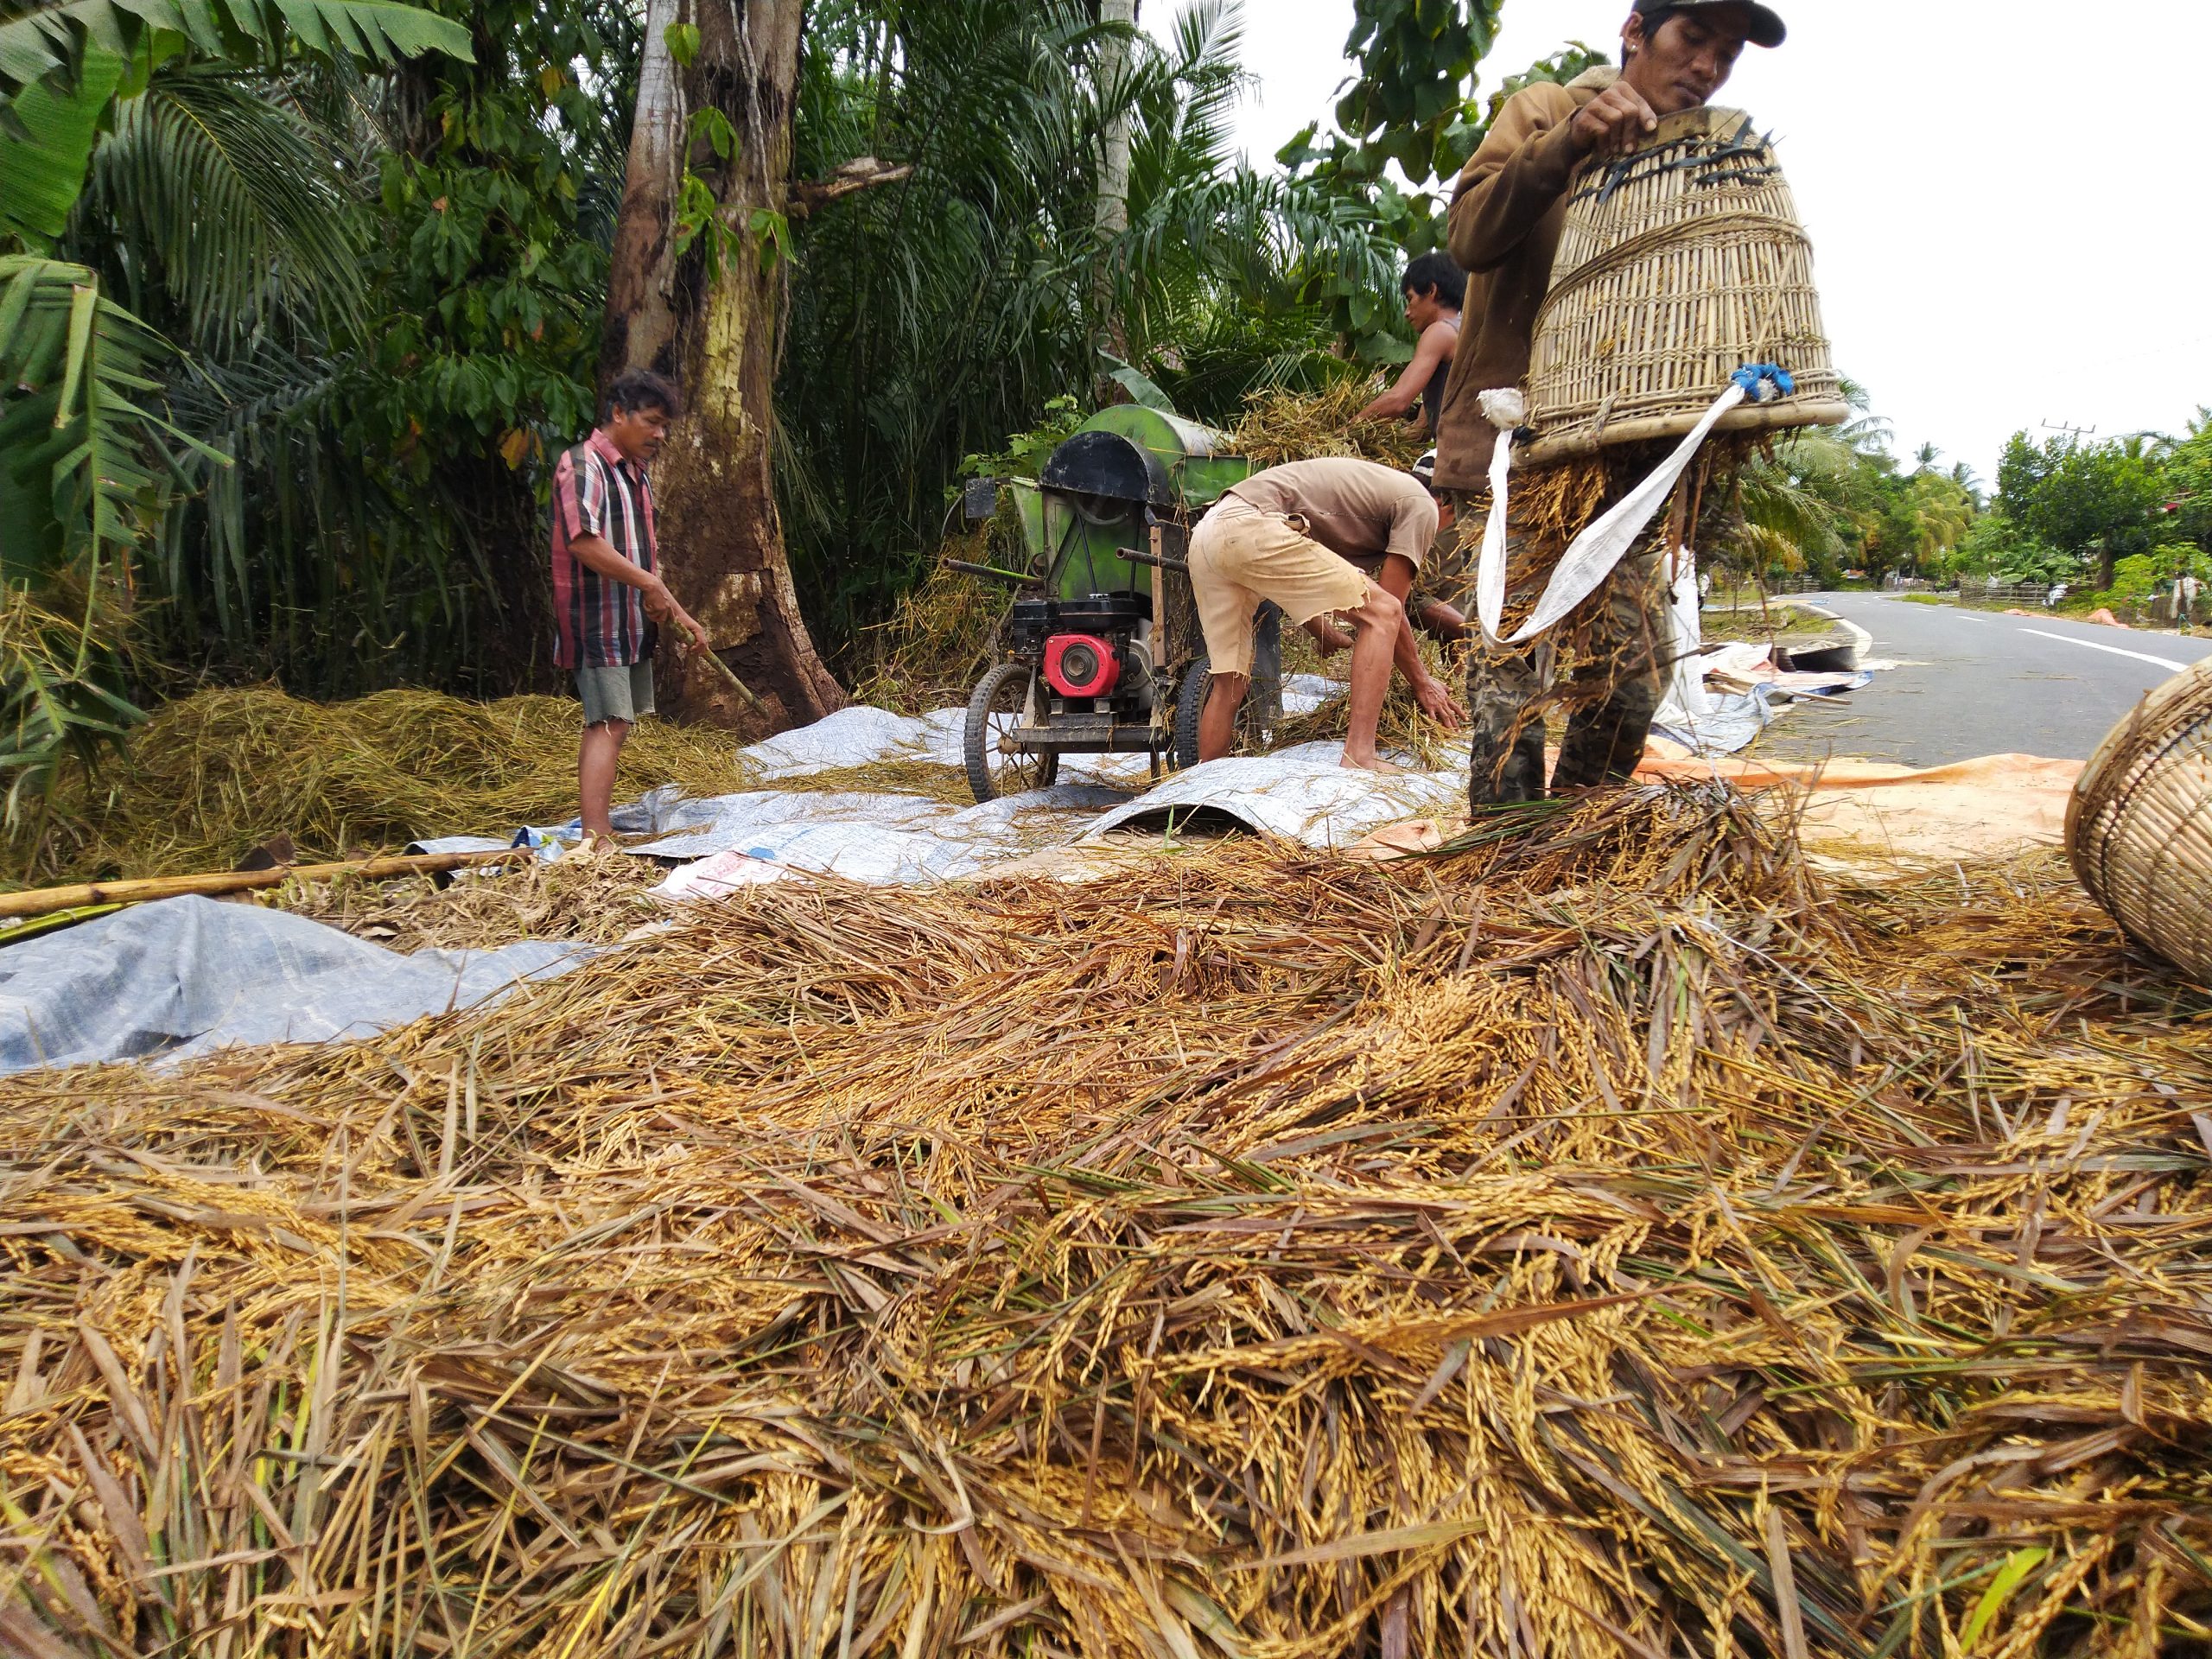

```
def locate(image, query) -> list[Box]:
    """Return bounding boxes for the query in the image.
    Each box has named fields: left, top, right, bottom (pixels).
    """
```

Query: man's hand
left=1569, top=80, right=1660, bottom=158
left=669, top=606, right=711, bottom=656
left=1412, top=673, right=1467, bottom=730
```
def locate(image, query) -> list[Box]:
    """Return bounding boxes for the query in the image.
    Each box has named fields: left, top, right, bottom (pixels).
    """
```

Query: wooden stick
left=0, top=848, right=531, bottom=922
left=694, top=644, right=766, bottom=714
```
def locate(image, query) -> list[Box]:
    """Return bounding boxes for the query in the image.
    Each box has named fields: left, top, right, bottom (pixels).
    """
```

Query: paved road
left=1745, top=594, right=2212, bottom=767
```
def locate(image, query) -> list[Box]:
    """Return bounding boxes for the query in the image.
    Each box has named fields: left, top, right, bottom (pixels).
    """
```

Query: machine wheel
left=963, top=662, right=1059, bottom=804
left=1172, top=655, right=1212, bottom=771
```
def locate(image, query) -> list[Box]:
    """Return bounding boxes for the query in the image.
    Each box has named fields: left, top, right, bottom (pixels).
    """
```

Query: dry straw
left=13, top=687, right=760, bottom=887
left=2, top=787, right=2207, bottom=1656
left=1226, top=380, right=1434, bottom=474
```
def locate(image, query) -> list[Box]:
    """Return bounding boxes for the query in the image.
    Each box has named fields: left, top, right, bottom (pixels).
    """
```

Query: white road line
left=2015, top=628, right=2187, bottom=673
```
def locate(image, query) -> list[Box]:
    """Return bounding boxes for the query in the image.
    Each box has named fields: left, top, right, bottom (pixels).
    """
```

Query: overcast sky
left=1146, top=1, right=2212, bottom=485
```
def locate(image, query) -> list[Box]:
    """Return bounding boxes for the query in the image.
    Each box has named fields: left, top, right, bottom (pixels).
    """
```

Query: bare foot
left=1340, top=752, right=1408, bottom=775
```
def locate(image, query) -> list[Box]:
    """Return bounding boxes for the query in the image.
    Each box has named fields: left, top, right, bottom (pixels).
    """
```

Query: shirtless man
left=1356, top=252, right=1465, bottom=438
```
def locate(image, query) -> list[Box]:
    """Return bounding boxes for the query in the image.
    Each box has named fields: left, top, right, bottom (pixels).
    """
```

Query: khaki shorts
left=1190, top=499, right=1371, bottom=677
left=575, top=661, right=656, bottom=726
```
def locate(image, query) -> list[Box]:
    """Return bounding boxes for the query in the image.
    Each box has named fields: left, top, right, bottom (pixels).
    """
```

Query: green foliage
left=95, top=0, right=637, bottom=696
left=781, top=0, right=1395, bottom=652
left=0, top=581, right=143, bottom=837
left=0, top=255, right=219, bottom=583
left=2158, top=407, right=2212, bottom=552
left=0, top=0, right=471, bottom=103
left=1726, top=404, right=1982, bottom=586
left=2098, top=553, right=2159, bottom=609
left=672, top=107, right=742, bottom=280
left=75, top=62, right=364, bottom=348
left=1332, top=0, right=1502, bottom=190
left=1276, top=20, right=1602, bottom=366
left=1951, top=512, right=2069, bottom=584
left=1995, top=429, right=2165, bottom=584
left=959, top=396, right=1086, bottom=485
left=0, top=41, right=122, bottom=247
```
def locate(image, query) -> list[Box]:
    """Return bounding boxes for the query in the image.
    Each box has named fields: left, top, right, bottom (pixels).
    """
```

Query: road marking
left=2015, top=628, right=2187, bottom=673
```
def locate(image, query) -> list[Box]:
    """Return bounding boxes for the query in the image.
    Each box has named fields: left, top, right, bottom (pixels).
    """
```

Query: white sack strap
left=1473, top=365, right=1794, bottom=647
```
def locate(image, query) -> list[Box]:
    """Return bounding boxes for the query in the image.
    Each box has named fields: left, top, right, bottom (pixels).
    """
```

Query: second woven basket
left=2067, top=657, right=2212, bottom=982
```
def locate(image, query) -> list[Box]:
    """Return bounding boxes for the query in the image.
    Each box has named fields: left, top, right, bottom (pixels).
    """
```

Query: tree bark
left=600, top=0, right=844, bottom=732
left=1092, top=0, right=1137, bottom=376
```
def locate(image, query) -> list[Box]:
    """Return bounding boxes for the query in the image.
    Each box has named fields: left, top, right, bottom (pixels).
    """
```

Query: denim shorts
left=575, top=661, right=656, bottom=726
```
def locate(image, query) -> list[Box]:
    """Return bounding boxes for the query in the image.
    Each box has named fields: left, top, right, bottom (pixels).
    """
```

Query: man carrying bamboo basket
left=1433, top=0, right=1787, bottom=802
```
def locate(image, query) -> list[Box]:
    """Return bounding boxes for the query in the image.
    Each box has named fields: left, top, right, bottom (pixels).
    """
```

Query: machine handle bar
left=944, top=559, right=1042, bottom=587
left=1116, top=545, right=1191, bottom=575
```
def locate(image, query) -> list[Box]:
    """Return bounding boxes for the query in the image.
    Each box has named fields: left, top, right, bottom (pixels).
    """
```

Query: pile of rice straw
left=3, top=786, right=2207, bottom=1656
left=851, top=531, right=1011, bottom=717
left=13, top=686, right=759, bottom=886
left=1227, top=381, right=1434, bottom=474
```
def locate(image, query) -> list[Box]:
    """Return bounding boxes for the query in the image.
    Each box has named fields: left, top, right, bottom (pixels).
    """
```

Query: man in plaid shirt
left=550, top=369, right=709, bottom=844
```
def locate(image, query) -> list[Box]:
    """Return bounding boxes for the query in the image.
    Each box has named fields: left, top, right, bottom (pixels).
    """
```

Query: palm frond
left=0, top=254, right=224, bottom=585
left=0, top=0, right=471, bottom=104
left=73, top=61, right=364, bottom=348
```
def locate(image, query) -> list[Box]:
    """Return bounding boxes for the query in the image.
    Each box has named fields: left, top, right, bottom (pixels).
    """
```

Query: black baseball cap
left=1635, top=0, right=1787, bottom=49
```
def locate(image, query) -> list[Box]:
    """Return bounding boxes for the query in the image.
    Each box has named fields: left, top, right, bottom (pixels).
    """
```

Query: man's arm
left=1446, top=79, right=1660, bottom=274
left=1355, top=321, right=1459, bottom=425
left=1371, top=553, right=1465, bottom=728
left=569, top=533, right=709, bottom=653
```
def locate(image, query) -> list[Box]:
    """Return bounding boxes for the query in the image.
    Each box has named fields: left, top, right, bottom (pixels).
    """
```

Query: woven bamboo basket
left=2067, top=658, right=2212, bottom=982
left=1521, top=105, right=1848, bottom=467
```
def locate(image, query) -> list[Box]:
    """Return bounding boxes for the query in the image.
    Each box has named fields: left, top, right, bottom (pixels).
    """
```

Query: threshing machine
left=955, top=407, right=1284, bottom=804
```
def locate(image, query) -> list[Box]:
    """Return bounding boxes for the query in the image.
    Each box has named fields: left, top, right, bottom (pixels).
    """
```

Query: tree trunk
left=1094, top=0, right=1137, bottom=245
left=600, top=0, right=844, bottom=732
left=1092, top=0, right=1137, bottom=377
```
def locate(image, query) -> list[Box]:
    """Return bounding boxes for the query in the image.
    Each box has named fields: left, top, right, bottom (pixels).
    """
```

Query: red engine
left=1042, top=632, right=1122, bottom=699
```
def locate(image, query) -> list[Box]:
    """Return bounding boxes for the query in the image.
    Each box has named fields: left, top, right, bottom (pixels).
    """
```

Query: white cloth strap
left=1474, top=382, right=1750, bottom=646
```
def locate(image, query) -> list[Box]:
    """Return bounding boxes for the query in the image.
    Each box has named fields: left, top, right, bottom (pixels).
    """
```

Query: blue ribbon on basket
left=1732, top=363, right=1796, bottom=403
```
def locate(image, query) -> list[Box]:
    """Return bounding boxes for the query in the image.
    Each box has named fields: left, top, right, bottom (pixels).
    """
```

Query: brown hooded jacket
left=1431, top=66, right=1618, bottom=493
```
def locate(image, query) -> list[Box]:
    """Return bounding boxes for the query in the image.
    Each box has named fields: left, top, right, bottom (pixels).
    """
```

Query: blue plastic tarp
left=0, top=896, right=592, bottom=1075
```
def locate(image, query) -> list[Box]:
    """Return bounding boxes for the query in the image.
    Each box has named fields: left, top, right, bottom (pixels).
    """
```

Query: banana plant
left=0, top=1, right=471, bottom=104
left=0, top=3, right=468, bottom=832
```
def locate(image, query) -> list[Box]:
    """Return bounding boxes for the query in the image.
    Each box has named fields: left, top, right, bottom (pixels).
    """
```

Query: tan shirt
left=1432, top=66, right=1617, bottom=493
left=1224, top=458, right=1439, bottom=571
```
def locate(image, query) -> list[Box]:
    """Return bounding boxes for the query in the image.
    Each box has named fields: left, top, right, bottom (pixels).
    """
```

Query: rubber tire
left=963, top=662, right=1059, bottom=804
left=1173, top=655, right=1214, bottom=770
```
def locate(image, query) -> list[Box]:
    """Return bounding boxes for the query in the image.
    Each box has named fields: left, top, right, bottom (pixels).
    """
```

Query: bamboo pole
left=0, top=848, right=532, bottom=922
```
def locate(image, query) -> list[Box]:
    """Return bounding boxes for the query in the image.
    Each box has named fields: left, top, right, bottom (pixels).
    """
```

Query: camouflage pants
left=1465, top=536, right=1669, bottom=805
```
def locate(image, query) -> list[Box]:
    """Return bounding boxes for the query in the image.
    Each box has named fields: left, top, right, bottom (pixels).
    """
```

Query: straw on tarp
left=2, top=788, right=2208, bottom=1657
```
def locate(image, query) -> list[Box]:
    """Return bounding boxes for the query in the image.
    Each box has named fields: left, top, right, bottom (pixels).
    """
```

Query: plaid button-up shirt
left=550, top=429, right=660, bottom=670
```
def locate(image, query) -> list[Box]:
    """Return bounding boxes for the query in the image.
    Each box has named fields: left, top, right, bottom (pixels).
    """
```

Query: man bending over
left=550, top=368, right=709, bottom=845
left=1190, top=458, right=1465, bottom=772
